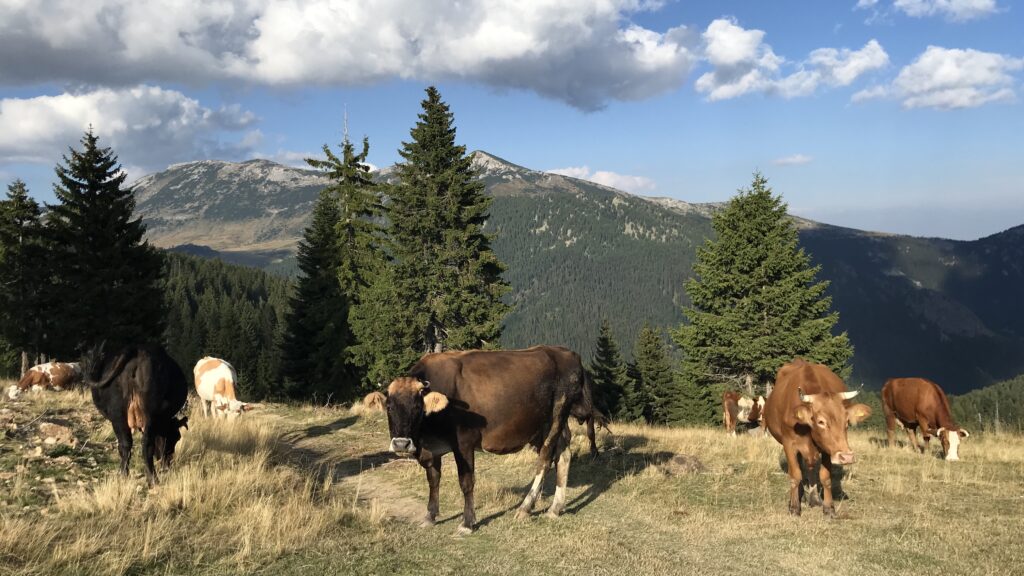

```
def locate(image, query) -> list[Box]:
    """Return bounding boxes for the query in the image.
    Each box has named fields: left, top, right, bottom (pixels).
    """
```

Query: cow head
left=385, top=377, right=449, bottom=456
left=795, top=388, right=871, bottom=465
left=736, top=396, right=754, bottom=422
left=936, top=427, right=970, bottom=461
left=155, top=417, right=189, bottom=467
left=214, top=395, right=252, bottom=420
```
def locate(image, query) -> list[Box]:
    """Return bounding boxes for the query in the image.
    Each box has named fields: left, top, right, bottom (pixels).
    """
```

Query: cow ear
left=847, top=404, right=871, bottom=425
left=794, top=405, right=813, bottom=425
left=422, top=391, right=449, bottom=414
left=958, top=429, right=970, bottom=438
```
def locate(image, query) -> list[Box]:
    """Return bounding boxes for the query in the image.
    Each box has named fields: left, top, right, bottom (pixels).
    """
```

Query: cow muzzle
left=834, top=451, right=856, bottom=465
left=389, top=437, right=416, bottom=455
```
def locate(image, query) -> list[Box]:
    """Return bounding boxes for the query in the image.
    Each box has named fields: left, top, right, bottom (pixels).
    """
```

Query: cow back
left=883, top=377, right=956, bottom=429
left=765, top=360, right=848, bottom=441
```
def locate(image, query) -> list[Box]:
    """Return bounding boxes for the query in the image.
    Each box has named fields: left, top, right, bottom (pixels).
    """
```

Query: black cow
left=385, top=346, right=595, bottom=534
left=82, top=344, right=189, bottom=485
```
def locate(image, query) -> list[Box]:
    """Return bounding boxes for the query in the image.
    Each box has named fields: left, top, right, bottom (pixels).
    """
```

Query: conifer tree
left=633, top=325, right=675, bottom=424
left=282, top=188, right=350, bottom=399
left=589, top=319, right=629, bottom=420
left=45, top=130, right=165, bottom=356
left=673, top=173, right=852, bottom=409
left=283, top=134, right=381, bottom=400
left=361, top=86, right=510, bottom=382
left=0, top=179, right=44, bottom=372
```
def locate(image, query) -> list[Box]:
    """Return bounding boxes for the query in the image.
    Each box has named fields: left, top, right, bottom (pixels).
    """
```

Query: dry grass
left=2, top=390, right=1023, bottom=576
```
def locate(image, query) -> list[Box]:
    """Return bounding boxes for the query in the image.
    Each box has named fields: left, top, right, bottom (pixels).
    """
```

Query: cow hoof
left=823, top=506, right=836, bottom=518
left=514, top=508, right=531, bottom=521
left=454, top=524, right=473, bottom=536
left=545, top=509, right=562, bottom=519
left=789, top=506, right=801, bottom=517
left=420, top=516, right=436, bottom=528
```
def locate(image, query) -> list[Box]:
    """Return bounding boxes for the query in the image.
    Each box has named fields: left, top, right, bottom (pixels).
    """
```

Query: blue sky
left=0, top=0, right=1021, bottom=239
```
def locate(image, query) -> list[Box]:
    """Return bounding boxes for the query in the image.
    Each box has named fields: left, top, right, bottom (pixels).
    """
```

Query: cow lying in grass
left=83, top=344, right=189, bottom=485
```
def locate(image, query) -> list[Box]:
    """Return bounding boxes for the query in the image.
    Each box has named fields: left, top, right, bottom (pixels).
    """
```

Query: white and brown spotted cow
left=8, top=362, right=83, bottom=399
left=193, top=357, right=250, bottom=419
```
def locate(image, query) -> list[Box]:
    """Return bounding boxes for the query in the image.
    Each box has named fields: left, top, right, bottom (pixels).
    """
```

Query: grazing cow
left=11, top=362, right=83, bottom=397
left=83, top=344, right=189, bottom=485
left=362, top=391, right=386, bottom=412
left=385, top=346, right=595, bottom=534
left=723, top=391, right=766, bottom=435
left=193, top=357, right=250, bottom=419
left=764, top=359, right=871, bottom=517
left=882, top=377, right=969, bottom=461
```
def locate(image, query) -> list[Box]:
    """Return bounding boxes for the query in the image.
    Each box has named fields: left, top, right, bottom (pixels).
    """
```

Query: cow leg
left=783, top=444, right=802, bottom=516
left=453, top=446, right=476, bottom=535
left=905, top=425, right=921, bottom=454
left=820, top=456, right=836, bottom=518
left=517, top=397, right=568, bottom=520
left=113, top=419, right=133, bottom=477
left=804, top=453, right=823, bottom=508
left=586, top=416, right=599, bottom=458
left=547, top=428, right=572, bottom=518
left=200, top=398, right=209, bottom=418
left=142, top=427, right=159, bottom=486
left=918, top=417, right=933, bottom=454
left=421, top=455, right=443, bottom=527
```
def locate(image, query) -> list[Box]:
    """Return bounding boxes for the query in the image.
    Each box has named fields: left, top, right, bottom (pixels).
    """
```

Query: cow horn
left=798, top=388, right=813, bottom=403
left=838, top=390, right=859, bottom=401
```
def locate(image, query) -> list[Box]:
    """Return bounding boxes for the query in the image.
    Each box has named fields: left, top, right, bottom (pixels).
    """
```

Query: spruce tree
left=0, top=179, right=44, bottom=372
left=589, top=319, right=629, bottom=420
left=673, top=173, right=852, bottom=406
left=45, top=129, right=165, bottom=356
left=361, top=86, right=510, bottom=382
left=633, top=325, right=675, bottom=425
left=282, top=188, right=350, bottom=399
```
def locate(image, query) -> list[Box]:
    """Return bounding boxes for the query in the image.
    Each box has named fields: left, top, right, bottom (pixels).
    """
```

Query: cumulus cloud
left=0, top=86, right=259, bottom=171
left=547, top=166, right=656, bottom=194
left=695, top=19, right=888, bottom=100
left=772, top=154, right=813, bottom=166
left=0, top=0, right=698, bottom=111
left=853, top=46, right=1024, bottom=109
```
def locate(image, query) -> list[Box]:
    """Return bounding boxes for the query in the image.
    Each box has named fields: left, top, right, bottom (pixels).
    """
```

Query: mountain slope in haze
left=134, top=153, right=1024, bottom=394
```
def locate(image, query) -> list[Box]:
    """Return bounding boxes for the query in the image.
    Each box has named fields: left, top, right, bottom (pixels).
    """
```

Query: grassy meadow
left=1, top=385, right=1022, bottom=576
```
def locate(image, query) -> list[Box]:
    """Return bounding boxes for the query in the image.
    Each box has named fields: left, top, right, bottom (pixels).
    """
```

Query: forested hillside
left=163, top=253, right=291, bottom=400
left=134, top=153, right=1024, bottom=394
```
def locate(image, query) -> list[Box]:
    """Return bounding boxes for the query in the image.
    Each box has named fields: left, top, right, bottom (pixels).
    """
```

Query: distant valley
left=134, top=153, right=1024, bottom=394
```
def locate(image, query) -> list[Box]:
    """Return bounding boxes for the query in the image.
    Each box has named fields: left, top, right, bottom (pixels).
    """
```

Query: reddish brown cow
left=723, top=391, right=766, bottom=435
left=14, top=362, right=83, bottom=394
left=882, top=377, right=969, bottom=461
left=764, top=359, right=871, bottom=517
left=385, top=346, right=595, bottom=534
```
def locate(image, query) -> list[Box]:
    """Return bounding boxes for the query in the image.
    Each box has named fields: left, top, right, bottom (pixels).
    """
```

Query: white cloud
left=893, top=0, right=999, bottom=21
left=0, top=0, right=698, bottom=111
left=695, top=19, right=888, bottom=100
left=0, top=86, right=259, bottom=171
left=853, top=46, right=1024, bottom=109
left=547, top=166, right=656, bottom=194
left=773, top=154, right=813, bottom=166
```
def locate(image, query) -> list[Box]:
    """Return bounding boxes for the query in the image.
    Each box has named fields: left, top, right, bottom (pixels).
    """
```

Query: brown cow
left=362, top=391, right=386, bottom=412
left=384, top=346, right=595, bottom=534
left=882, top=377, right=969, bottom=461
left=723, top=391, right=766, bottom=435
left=11, top=362, right=83, bottom=397
left=764, top=359, right=871, bottom=517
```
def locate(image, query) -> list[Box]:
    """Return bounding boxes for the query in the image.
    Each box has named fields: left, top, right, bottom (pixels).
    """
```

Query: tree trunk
left=20, top=351, right=29, bottom=377
left=743, top=373, right=754, bottom=396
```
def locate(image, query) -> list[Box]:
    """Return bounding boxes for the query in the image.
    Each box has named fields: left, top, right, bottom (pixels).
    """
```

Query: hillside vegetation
left=134, top=154, right=1024, bottom=394
left=2, top=388, right=1022, bottom=576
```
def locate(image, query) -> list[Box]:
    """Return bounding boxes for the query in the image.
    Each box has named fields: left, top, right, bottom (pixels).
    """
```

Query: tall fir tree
left=282, top=188, right=349, bottom=399
left=0, top=179, right=44, bottom=373
left=360, top=86, right=510, bottom=383
left=284, top=134, right=381, bottom=400
left=589, top=319, right=629, bottom=420
left=673, top=173, right=852, bottom=412
left=45, top=130, right=165, bottom=356
left=633, top=325, right=676, bottom=425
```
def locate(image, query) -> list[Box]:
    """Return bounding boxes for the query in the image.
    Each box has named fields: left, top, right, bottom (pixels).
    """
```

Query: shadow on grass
left=281, top=416, right=359, bottom=443
left=563, top=434, right=674, bottom=516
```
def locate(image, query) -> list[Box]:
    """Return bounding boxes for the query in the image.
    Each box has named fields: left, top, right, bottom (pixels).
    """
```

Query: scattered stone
left=658, top=454, right=706, bottom=476
left=38, top=422, right=75, bottom=445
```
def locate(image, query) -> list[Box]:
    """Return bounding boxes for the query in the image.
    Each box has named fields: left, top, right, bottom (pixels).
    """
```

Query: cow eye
left=817, top=419, right=827, bottom=427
